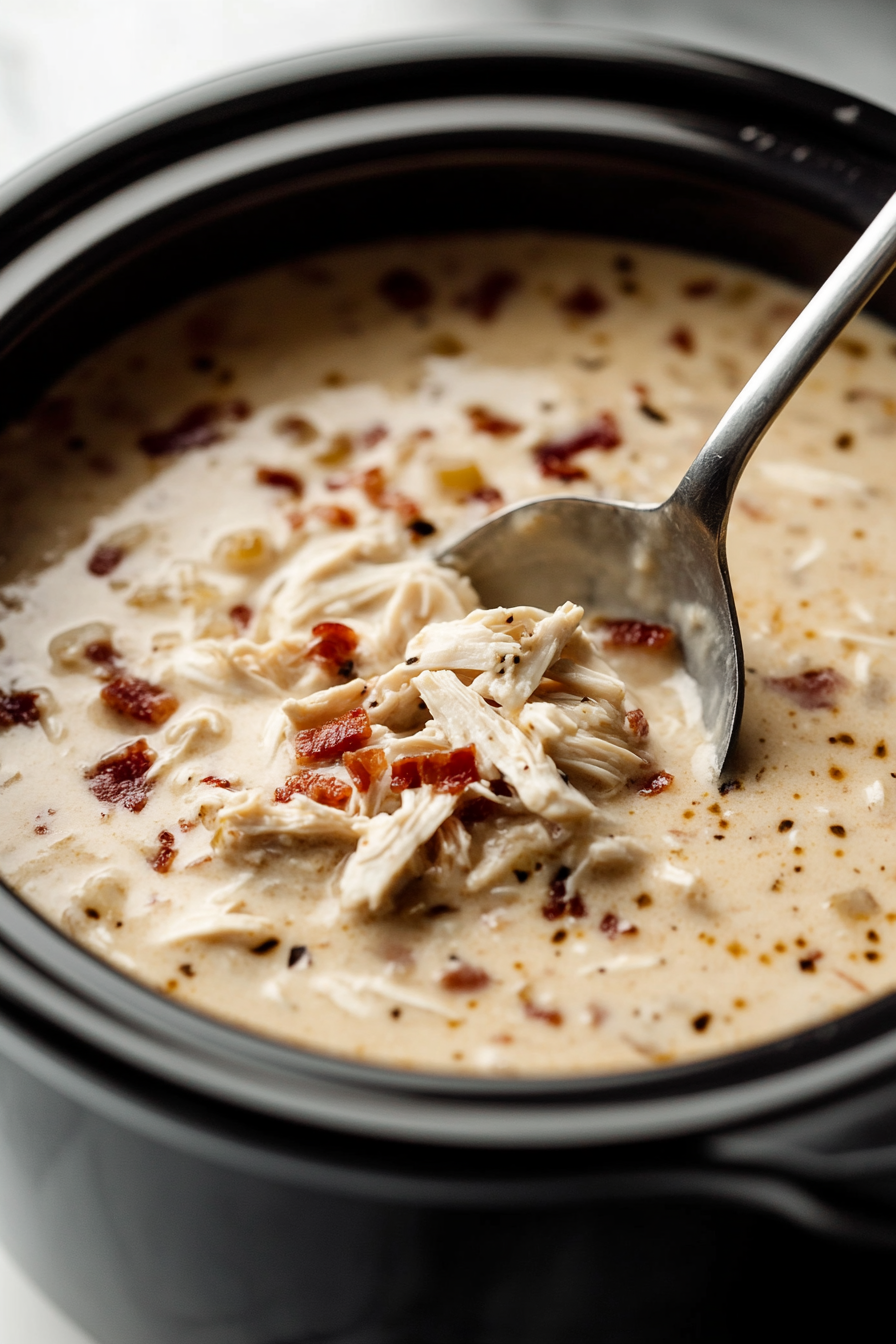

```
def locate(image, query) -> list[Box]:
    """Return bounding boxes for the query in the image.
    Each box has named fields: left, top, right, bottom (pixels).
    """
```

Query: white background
left=1, top=1, right=895, bottom=1340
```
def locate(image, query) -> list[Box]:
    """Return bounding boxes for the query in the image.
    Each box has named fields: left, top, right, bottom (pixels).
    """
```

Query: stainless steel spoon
left=440, top=194, right=896, bottom=777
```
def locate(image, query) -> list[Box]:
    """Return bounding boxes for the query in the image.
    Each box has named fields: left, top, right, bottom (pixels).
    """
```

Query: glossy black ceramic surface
left=3, top=29, right=896, bottom=1343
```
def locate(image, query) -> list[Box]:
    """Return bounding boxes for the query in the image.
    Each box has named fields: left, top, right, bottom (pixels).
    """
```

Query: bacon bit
left=379, top=268, right=433, bottom=311
left=766, top=667, right=848, bottom=710
left=151, top=830, right=177, bottom=874
left=100, top=676, right=179, bottom=726
left=86, top=739, right=156, bottom=812
left=296, top=707, right=372, bottom=763
left=274, top=414, right=318, bottom=444
left=523, top=999, right=564, bottom=1027
left=350, top=466, right=421, bottom=524
left=256, top=466, right=303, bottom=496
left=468, top=484, right=504, bottom=509
left=599, top=912, right=638, bottom=940
left=457, top=269, right=519, bottom=321
left=466, top=405, right=522, bottom=437
left=0, top=690, right=40, bottom=729
left=683, top=277, right=718, bottom=298
left=84, top=640, right=121, bottom=670
left=359, top=423, right=388, bottom=449
left=200, top=776, right=232, bottom=789
left=344, top=747, right=388, bottom=793
left=305, top=622, right=358, bottom=676
left=669, top=325, right=695, bottom=354
left=534, top=413, right=622, bottom=479
left=138, top=400, right=250, bottom=457
left=88, top=543, right=126, bottom=576
left=638, top=770, right=674, bottom=797
left=390, top=746, right=479, bottom=795
left=602, top=619, right=674, bottom=651
left=441, top=960, right=491, bottom=992
left=542, top=866, right=587, bottom=921
left=229, top=604, right=252, bottom=629
left=625, top=708, right=650, bottom=738
left=311, top=504, right=355, bottom=528
left=274, top=771, right=352, bottom=809
left=391, top=756, right=423, bottom=791
left=560, top=284, right=607, bottom=317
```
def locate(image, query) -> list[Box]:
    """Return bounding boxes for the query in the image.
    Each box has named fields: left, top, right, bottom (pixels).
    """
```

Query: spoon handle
left=674, top=189, right=896, bottom=538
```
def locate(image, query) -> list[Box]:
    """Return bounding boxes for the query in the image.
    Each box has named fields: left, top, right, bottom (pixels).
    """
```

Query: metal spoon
left=440, top=193, right=896, bottom=777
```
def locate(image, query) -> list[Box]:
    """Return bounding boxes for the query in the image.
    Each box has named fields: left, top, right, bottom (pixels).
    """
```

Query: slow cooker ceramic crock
left=3, top=28, right=896, bottom=1344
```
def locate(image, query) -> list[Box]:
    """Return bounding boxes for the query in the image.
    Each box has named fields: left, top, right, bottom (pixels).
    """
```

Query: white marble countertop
left=1, top=1, right=895, bottom=1339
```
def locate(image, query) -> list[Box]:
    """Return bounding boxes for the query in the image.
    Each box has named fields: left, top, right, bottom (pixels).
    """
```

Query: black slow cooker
left=3, top=28, right=896, bottom=1344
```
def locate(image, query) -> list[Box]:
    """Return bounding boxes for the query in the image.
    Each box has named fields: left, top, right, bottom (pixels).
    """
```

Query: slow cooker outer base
left=3, top=1036, right=896, bottom=1344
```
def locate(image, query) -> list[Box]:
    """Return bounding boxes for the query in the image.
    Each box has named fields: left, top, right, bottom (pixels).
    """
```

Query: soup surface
left=1, top=234, right=895, bottom=1074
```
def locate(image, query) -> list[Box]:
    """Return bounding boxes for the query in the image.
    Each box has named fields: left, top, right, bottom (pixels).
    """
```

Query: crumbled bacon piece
left=84, top=640, right=121, bottom=669
left=766, top=667, right=848, bottom=711
left=523, top=999, right=564, bottom=1027
left=669, top=325, right=695, bottom=354
left=295, top=707, right=372, bottom=763
left=305, top=622, right=358, bottom=676
left=342, top=466, right=420, bottom=523
left=86, top=739, right=156, bottom=811
left=359, top=423, right=388, bottom=449
left=88, top=543, right=126, bottom=576
left=274, top=771, right=352, bottom=809
left=602, top=619, right=674, bottom=651
left=390, top=747, right=479, bottom=795
left=683, top=277, right=718, bottom=298
left=560, top=283, right=607, bottom=317
left=599, top=912, right=637, bottom=939
left=638, top=770, right=674, bottom=797
left=457, top=269, right=519, bottom=321
left=100, top=676, right=179, bottom=726
left=468, top=484, right=504, bottom=509
left=230, top=604, right=252, bottom=629
left=138, top=400, right=250, bottom=457
left=344, top=747, right=388, bottom=792
left=256, top=466, right=303, bottom=496
left=310, top=504, right=355, bottom=528
left=625, top=708, right=650, bottom=738
left=151, top=830, right=177, bottom=873
left=534, top=414, right=622, bottom=479
left=200, top=776, right=232, bottom=789
left=440, top=960, right=491, bottom=992
left=466, top=405, right=521, bottom=437
left=0, top=690, right=40, bottom=729
left=391, top=757, right=423, bottom=791
left=542, top=866, right=587, bottom=921
left=379, top=268, right=433, bottom=311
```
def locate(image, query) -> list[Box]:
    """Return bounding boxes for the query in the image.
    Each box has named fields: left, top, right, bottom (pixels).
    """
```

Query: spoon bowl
left=442, top=192, right=896, bottom=775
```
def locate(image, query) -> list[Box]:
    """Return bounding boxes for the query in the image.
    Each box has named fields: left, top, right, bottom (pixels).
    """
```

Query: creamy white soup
left=1, top=233, right=895, bottom=1075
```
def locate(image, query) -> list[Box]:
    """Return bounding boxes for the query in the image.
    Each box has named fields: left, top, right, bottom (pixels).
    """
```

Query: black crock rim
left=2, top=25, right=896, bottom=1148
